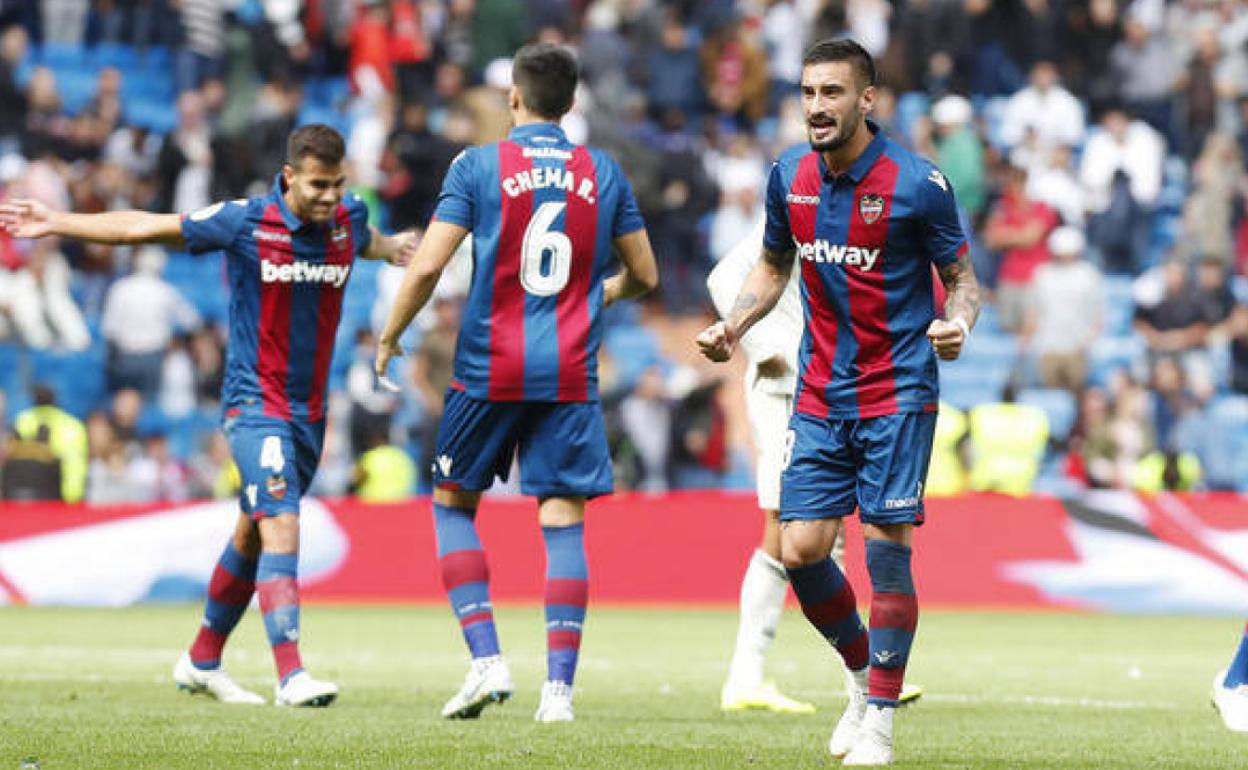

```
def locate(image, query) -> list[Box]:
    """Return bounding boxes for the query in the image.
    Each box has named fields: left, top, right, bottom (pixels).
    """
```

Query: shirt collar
left=271, top=173, right=307, bottom=231
left=821, top=118, right=886, bottom=184
left=507, top=122, right=568, bottom=144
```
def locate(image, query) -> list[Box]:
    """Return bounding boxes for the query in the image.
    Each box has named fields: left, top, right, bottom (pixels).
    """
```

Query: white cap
left=931, top=95, right=972, bottom=127
left=1047, top=225, right=1086, bottom=256
left=484, top=58, right=513, bottom=90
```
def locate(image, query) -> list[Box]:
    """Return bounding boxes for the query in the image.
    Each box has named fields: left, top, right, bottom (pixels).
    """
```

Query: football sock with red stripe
left=865, top=539, right=918, bottom=707
left=787, top=557, right=869, bottom=671
left=1224, top=623, right=1248, bottom=687
left=256, top=552, right=303, bottom=685
left=434, top=503, right=500, bottom=659
left=542, top=523, right=589, bottom=685
left=189, top=542, right=257, bottom=670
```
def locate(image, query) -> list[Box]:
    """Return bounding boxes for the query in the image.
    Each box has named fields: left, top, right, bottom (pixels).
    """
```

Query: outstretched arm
left=696, top=245, right=794, bottom=362
left=0, top=198, right=184, bottom=247
left=374, top=219, right=469, bottom=388
left=363, top=225, right=419, bottom=267
left=603, top=229, right=659, bottom=307
left=927, top=250, right=981, bottom=361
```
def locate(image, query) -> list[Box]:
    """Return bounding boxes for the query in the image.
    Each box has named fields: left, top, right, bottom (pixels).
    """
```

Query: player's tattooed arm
left=927, top=250, right=981, bottom=361
left=698, top=246, right=794, bottom=363
left=937, top=250, right=981, bottom=329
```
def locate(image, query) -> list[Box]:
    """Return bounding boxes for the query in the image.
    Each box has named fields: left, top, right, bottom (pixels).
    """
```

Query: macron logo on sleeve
left=261, top=259, right=351, bottom=288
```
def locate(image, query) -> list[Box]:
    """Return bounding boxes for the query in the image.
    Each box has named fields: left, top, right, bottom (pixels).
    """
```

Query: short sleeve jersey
left=763, top=122, right=968, bottom=420
left=432, top=123, right=645, bottom=402
left=180, top=176, right=372, bottom=423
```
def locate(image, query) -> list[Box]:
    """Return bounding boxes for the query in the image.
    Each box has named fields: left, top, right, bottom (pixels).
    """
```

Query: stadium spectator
left=348, top=0, right=396, bottom=100
left=410, top=294, right=458, bottom=489
left=155, top=90, right=215, bottom=214
left=0, top=235, right=91, bottom=352
left=1177, top=24, right=1222, bottom=161
left=380, top=101, right=464, bottom=231
left=700, top=16, right=769, bottom=129
left=983, top=162, right=1059, bottom=331
left=13, top=385, right=87, bottom=502
left=187, top=431, right=239, bottom=501
left=929, top=94, right=986, bottom=219
left=1022, top=226, right=1103, bottom=392
left=41, top=0, right=88, bottom=45
left=345, top=328, right=396, bottom=458
left=1231, top=304, right=1248, bottom=395
left=350, top=428, right=416, bottom=502
left=925, top=402, right=970, bottom=496
left=100, top=245, right=200, bottom=400
left=619, top=366, right=673, bottom=493
left=174, top=0, right=227, bottom=94
left=160, top=333, right=197, bottom=420
left=1109, top=9, right=1177, bottom=145
left=0, top=24, right=27, bottom=147
left=708, top=133, right=764, bottom=262
left=967, top=381, right=1050, bottom=497
left=1183, top=132, right=1243, bottom=265
left=129, top=433, right=191, bottom=503
left=1133, top=259, right=1212, bottom=392
left=999, top=60, right=1085, bottom=151
left=470, top=0, right=529, bottom=77
left=1080, top=103, right=1163, bottom=274
left=1025, top=143, right=1084, bottom=226
left=642, top=10, right=704, bottom=123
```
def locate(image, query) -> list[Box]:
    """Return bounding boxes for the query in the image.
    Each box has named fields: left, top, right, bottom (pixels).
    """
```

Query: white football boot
left=172, top=653, right=265, bottom=705
left=274, top=670, right=339, bottom=707
left=828, top=668, right=868, bottom=758
left=1212, top=669, right=1248, bottom=732
left=534, top=680, right=575, bottom=722
left=441, top=655, right=514, bottom=719
left=842, top=704, right=894, bottom=766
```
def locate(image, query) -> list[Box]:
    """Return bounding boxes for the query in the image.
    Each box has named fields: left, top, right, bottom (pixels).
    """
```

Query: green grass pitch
left=0, top=605, right=1243, bottom=769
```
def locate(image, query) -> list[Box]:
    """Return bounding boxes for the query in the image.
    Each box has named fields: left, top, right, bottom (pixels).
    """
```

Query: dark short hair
left=802, top=38, right=876, bottom=91
left=512, top=43, right=578, bottom=119
left=287, top=124, right=346, bottom=168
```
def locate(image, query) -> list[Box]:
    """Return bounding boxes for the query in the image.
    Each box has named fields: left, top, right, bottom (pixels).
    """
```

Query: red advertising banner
left=1, top=491, right=1246, bottom=612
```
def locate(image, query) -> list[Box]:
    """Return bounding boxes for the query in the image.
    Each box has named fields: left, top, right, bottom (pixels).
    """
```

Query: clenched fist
left=697, top=321, right=737, bottom=363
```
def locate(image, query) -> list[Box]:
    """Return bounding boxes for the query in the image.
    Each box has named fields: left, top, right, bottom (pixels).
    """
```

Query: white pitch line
left=804, top=690, right=1184, bottom=711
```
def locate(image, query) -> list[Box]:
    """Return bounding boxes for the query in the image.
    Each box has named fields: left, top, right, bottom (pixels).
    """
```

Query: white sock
left=725, top=549, right=788, bottom=690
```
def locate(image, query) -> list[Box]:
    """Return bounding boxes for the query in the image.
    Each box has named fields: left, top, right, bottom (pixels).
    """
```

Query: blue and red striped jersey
left=433, top=123, right=644, bottom=402
left=180, top=176, right=372, bottom=423
left=763, top=122, right=968, bottom=420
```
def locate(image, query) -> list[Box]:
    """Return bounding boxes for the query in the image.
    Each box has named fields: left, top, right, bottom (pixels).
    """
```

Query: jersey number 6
left=519, top=201, right=572, bottom=297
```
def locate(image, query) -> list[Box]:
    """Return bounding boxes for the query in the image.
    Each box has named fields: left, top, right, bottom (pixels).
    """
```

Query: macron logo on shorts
left=261, top=259, right=351, bottom=288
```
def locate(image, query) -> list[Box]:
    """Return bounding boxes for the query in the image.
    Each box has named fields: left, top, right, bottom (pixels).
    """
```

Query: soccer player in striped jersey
left=376, top=44, right=658, bottom=722
left=697, top=39, right=980, bottom=765
left=1, top=125, right=418, bottom=707
left=709, top=220, right=923, bottom=716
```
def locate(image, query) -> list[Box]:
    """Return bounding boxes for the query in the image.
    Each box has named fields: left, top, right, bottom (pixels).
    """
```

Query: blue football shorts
left=223, top=412, right=325, bottom=519
left=433, top=388, right=613, bottom=499
left=779, top=410, right=937, bottom=526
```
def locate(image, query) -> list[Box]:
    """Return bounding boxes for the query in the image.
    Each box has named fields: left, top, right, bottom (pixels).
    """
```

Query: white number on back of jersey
left=519, top=201, right=572, bottom=297
left=260, top=436, right=285, bottom=473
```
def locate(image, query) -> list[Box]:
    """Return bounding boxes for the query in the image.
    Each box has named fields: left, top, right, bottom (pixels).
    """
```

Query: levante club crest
left=859, top=194, right=885, bottom=224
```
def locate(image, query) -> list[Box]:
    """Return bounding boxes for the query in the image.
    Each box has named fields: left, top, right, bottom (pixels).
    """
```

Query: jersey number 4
left=519, top=201, right=572, bottom=297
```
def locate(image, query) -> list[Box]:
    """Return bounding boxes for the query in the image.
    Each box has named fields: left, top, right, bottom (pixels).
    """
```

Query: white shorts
left=746, top=381, right=794, bottom=511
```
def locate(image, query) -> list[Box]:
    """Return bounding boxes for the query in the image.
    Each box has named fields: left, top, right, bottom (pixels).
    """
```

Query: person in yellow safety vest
left=14, top=385, right=88, bottom=503
left=352, top=430, right=416, bottom=502
left=925, top=401, right=970, bottom=496
left=1132, top=449, right=1202, bottom=493
left=967, top=383, right=1050, bottom=497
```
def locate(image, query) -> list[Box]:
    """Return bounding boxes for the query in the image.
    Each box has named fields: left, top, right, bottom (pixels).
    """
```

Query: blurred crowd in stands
left=1, top=0, right=1248, bottom=505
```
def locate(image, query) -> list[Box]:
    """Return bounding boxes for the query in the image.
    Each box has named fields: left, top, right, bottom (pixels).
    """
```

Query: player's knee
left=779, top=537, right=825, bottom=570
left=257, top=513, right=300, bottom=553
